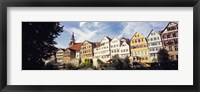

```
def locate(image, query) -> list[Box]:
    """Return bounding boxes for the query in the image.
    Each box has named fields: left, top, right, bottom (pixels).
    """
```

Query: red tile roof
left=69, top=43, right=82, bottom=51
left=93, top=42, right=101, bottom=47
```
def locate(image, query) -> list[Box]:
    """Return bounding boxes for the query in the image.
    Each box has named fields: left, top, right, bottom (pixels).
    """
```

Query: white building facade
left=120, top=38, right=130, bottom=59
left=93, top=36, right=111, bottom=63
left=147, top=30, right=163, bottom=62
left=110, top=37, right=121, bottom=58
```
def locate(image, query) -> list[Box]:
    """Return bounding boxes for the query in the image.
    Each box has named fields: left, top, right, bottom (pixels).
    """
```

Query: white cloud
left=118, top=22, right=167, bottom=38
left=63, top=22, right=108, bottom=43
left=55, top=44, right=66, bottom=49
left=79, top=22, right=87, bottom=27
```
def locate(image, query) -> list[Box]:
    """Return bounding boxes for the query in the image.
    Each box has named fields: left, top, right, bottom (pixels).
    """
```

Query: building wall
left=56, top=49, right=64, bottom=63
left=110, top=37, right=121, bottom=57
left=147, top=30, right=163, bottom=61
left=130, top=32, right=150, bottom=63
left=76, top=51, right=80, bottom=59
left=63, top=49, right=76, bottom=63
left=161, top=22, right=178, bottom=61
left=120, top=41, right=130, bottom=58
left=80, top=41, right=93, bottom=62
left=93, top=36, right=111, bottom=63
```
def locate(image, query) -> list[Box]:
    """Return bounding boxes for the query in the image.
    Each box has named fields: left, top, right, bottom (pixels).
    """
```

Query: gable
left=147, top=30, right=160, bottom=38
left=131, top=32, right=145, bottom=40
left=111, top=37, right=120, bottom=44
left=101, top=36, right=110, bottom=43
left=82, top=40, right=90, bottom=45
left=161, top=22, right=178, bottom=34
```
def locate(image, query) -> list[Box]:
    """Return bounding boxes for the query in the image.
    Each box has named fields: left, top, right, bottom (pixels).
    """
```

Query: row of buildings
left=54, top=22, right=178, bottom=66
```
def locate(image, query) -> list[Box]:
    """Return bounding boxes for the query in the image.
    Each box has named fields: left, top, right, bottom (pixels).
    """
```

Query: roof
left=69, top=43, right=82, bottom=51
left=160, top=22, right=178, bottom=34
left=100, top=36, right=112, bottom=43
left=105, top=36, right=112, bottom=41
left=146, top=29, right=160, bottom=38
left=93, top=42, right=101, bottom=47
left=57, top=48, right=65, bottom=52
left=66, top=48, right=76, bottom=51
left=146, top=29, right=154, bottom=38
left=130, top=32, right=144, bottom=40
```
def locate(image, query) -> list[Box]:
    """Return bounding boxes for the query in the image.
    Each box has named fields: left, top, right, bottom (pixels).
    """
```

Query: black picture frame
left=0, top=0, right=199, bottom=92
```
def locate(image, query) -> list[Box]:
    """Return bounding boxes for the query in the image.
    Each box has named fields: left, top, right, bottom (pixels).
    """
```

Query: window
left=145, top=57, right=148, bottom=60
left=151, top=38, right=153, bottom=41
left=176, top=32, right=178, bottom=37
left=167, top=27, right=172, bottom=31
left=164, top=35, right=167, bottom=39
left=170, top=34, right=173, bottom=38
left=174, top=46, right=178, bottom=51
left=169, top=46, right=173, bottom=51
left=157, top=37, right=159, bottom=40
left=172, top=26, right=177, bottom=30
left=150, top=53, right=153, bottom=57
left=154, top=37, right=156, bottom=40
left=173, top=33, right=176, bottom=37
left=156, top=47, right=158, bottom=51
left=167, top=34, right=170, bottom=38
left=138, top=39, right=140, bottom=42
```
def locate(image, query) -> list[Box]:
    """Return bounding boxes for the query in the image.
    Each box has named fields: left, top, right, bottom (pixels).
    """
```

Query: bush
left=79, top=59, right=93, bottom=69
left=63, top=63, right=77, bottom=70
left=44, top=60, right=59, bottom=70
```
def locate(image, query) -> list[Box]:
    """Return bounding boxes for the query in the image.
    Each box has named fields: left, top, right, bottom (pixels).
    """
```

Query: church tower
left=69, top=32, right=75, bottom=46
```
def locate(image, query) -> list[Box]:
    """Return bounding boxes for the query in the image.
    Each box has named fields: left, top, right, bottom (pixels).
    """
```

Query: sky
left=54, top=21, right=177, bottom=48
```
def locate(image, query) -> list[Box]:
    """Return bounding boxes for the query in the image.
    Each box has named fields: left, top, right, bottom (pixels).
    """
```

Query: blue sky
left=54, top=21, right=177, bottom=48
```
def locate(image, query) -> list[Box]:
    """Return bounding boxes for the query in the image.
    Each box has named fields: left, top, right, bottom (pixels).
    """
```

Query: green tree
left=97, top=59, right=104, bottom=65
left=157, top=49, right=169, bottom=63
left=64, top=63, right=77, bottom=70
left=112, top=54, right=120, bottom=62
left=152, top=58, right=158, bottom=62
left=22, top=22, right=63, bottom=70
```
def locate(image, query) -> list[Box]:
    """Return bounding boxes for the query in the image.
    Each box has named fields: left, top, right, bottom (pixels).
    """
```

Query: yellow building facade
left=56, top=49, right=65, bottom=63
left=130, top=32, right=151, bottom=63
left=63, top=48, right=76, bottom=63
left=80, top=40, right=94, bottom=62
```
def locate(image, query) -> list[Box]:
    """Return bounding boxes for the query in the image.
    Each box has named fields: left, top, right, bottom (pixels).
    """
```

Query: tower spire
left=69, top=32, right=75, bottom=46
left=71, top=32, right=75, bottom=40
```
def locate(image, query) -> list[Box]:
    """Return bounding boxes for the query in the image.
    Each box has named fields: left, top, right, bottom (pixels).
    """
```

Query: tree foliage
left=79, top=59, right=93, bottom=69
left=22, top=22, right=63, bottom=70
left=157, top=48, right=170, bottom=63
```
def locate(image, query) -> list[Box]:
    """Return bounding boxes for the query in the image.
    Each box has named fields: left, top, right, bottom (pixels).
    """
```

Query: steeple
left=71, top=32, right=75, bottom=40
left=69, top=32, right=75, bottom=46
